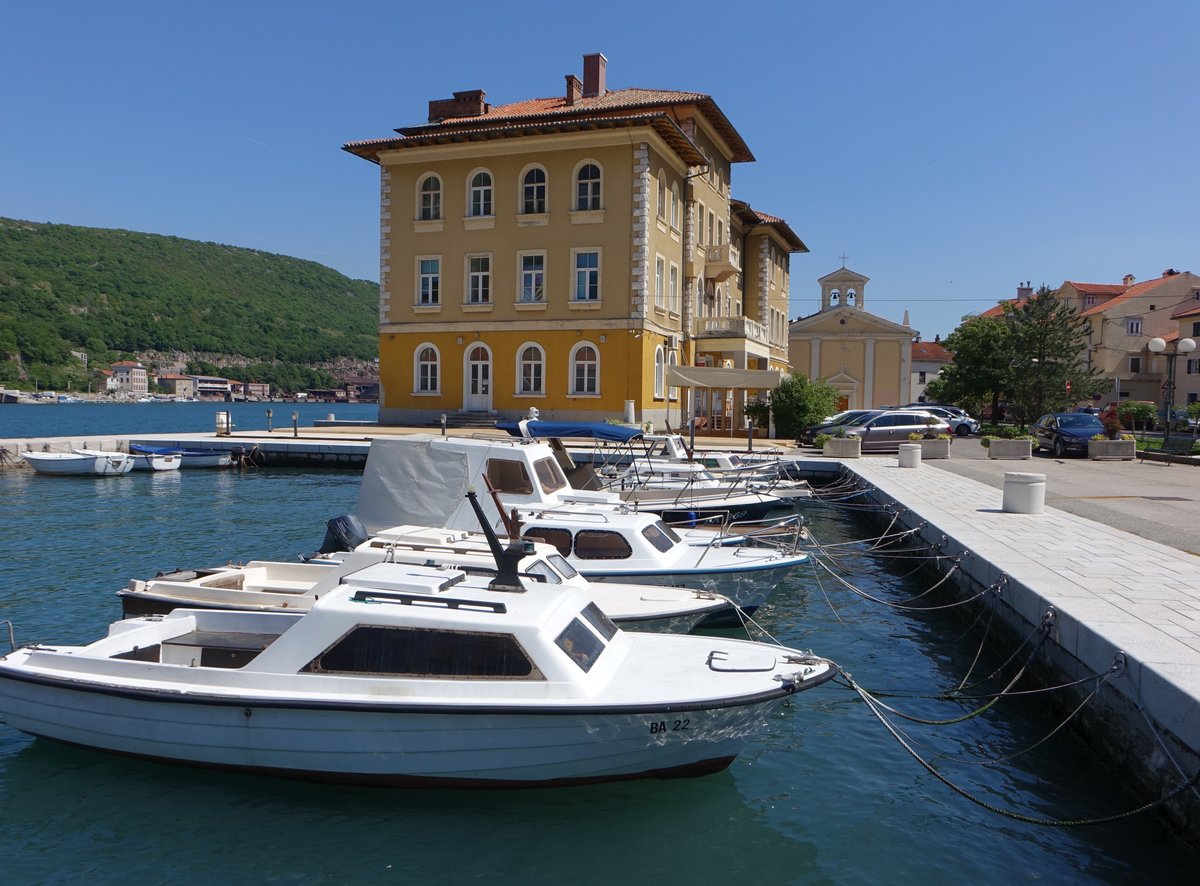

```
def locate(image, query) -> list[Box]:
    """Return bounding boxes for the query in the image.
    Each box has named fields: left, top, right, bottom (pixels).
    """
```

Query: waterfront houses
left=344, top=53, right=807, bottom=430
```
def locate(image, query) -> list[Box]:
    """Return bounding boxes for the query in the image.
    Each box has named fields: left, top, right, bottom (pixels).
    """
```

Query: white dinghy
left=0, top=558, right=835, bottom=786
left=21, top=450, right=134, bottom=476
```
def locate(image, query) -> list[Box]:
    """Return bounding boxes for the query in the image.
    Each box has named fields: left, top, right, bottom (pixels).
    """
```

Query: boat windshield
left=655, top=520, right=682, bottom=544
left=556, top=618, right=605, bottom=672
left=523, top=559, right=562, bottom=585
left=581, top=601, right=617, bottom=641
left=548, top=553, right=579, bottom=579
left=533, top=457, right=568, bottom=493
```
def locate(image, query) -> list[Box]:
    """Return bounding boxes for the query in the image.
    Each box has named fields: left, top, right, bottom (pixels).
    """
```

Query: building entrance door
left=464, top=345, right=491, bottom=411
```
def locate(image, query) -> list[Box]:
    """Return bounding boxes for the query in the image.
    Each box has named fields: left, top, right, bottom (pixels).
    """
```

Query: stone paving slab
left=839, top=454, right=1200, bottom=772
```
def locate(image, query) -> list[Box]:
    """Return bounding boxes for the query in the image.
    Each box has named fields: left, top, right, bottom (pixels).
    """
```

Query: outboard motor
left=318, top=513, right=369, bottom=554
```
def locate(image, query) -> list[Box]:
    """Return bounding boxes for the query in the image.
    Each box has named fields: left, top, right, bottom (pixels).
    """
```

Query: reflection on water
left=0, top=469, right=1195, bottom=884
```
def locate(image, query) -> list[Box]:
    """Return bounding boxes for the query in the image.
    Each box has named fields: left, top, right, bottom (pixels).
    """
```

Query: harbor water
left=0, top=412, right=1195, bottom=883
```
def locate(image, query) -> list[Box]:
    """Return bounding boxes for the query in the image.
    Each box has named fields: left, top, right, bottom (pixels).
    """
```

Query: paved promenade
left=839, top=448, right=1199, bottom=811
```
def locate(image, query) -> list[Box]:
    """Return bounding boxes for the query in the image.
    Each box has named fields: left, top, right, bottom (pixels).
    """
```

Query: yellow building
left=344, top=53, right=807, bottom=429
left=788, top=267, right=916, bottom=410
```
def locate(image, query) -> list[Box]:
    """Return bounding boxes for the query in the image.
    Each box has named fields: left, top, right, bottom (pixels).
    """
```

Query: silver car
left=842, top=410, right=951, bottom=451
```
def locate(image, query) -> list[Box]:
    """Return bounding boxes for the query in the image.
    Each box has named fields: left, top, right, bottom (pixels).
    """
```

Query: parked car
left=801, top=409, right=880, bottom=444
left=1031, top=412, right=1106, bottom=457
left=1074, top=406, right=1102, bottom=415
left=912, top=405, right=980, bottom=437
left=842, top=410, right=951, bottom=451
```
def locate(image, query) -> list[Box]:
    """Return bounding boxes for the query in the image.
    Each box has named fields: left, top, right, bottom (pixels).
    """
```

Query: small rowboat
left=21, top=450, right=134, bottom=476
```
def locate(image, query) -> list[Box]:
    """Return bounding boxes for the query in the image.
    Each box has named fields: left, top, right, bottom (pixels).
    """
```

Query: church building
left=787, top=267, right=916, bottom=410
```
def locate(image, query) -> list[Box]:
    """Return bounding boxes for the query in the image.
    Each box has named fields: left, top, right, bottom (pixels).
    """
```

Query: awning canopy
left=495, top=420, right=643, bottom=442
left=666, top=366, right=781, bottom=389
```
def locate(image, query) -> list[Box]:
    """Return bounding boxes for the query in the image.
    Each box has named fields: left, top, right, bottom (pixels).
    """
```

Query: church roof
left=817, top=267, right=869, bottom=284
left=789, top=305, right=914, bottom=337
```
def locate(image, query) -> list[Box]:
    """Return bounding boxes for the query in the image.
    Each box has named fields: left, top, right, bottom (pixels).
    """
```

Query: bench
left=1139, top=436, right=1198, bottom=465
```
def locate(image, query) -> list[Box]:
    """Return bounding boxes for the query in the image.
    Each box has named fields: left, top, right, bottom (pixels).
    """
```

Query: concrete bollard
left=624, top=400, right=636, bottom=424
left=1002, top=472, right=1046, bottom=514
left=897, top=443, right=922, bottom=469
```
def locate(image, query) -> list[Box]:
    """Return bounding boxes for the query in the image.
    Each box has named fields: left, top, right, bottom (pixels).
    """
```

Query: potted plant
left=1088, top=432, right=1136, bottom=461
left=819, top=427, right=861, bottom=458
left=911, top=431, right=951, bottom=459
left=983, top=434, right=1034, bottom=459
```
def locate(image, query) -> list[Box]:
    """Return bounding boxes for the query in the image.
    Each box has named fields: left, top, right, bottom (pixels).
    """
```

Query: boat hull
left=0, top=672, right=788, bottom=786
left=21, top=452, right=133, bottom=476
left=130, top=453, right=182, bottom=472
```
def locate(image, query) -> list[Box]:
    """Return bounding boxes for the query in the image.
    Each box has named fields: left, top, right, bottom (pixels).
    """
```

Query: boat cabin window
left=486, top=458, right=534, bottom=495
left=523, top=527, right=571, bottom=556
left=523, top=559, right=561, bottom=585
left=304, top=626, right=540, bottom=679
left=581, top=601, right=617, bottom=641
left=640, top=522, right=677, bottom=553
left=532, top=456, right=568, bottom=493
left=548, top=553, right=578, bottom=579
left=573, top=530, right=633, bottom=560
left=556, top=618, right=606, bottom=672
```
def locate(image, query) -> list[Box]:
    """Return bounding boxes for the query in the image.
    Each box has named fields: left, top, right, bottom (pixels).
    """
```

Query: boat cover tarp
left=495, top=420, right=643, bottom=443
left=355, top=438, right=471, bottom=534
left=665, top=366, right=781, bottom=389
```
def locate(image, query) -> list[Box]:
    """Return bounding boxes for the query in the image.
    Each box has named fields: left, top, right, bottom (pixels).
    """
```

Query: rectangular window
left=655, top=257, right=665, bottom=308
left=519, top=253, right=545, bottom=303
left=1129, top=356, right=1142, bottom=374
left=918, top=371, right=927, bottom=384
left=1193, top=321, right=1200, bottom=337
left=573, top=250, right=600, bottom=301
left=697, top=203, right=705, bottom=244
left=1127, top=318, right=1142, bottom=335
left=418, top=258, right=440, bottom=305
left=467, top=255, right=491, bottom=304
left=1187, top=359, right=1200, bottom=375
left=668, top=264, right=678, bottom=313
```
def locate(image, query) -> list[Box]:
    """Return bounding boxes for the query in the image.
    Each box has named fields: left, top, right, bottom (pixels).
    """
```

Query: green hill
left=0, top=218, right=378, bottom=391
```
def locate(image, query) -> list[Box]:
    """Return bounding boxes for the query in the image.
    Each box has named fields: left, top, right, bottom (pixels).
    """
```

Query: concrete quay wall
left=837, top=457, right=1199, bottom=831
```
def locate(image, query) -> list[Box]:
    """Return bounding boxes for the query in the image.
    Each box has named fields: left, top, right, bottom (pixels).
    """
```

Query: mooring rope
left=840, top=664, right=1200, bottom=827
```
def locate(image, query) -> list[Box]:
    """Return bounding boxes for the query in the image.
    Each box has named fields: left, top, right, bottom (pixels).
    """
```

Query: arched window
left=667, top=350, right=679, bottom=400
left=654, top=346, right=665, bottom=398
left=418, top=175, right=441, bottom=221
left=575, top=163, right=601, bottom=211
left=415, top=344, right=440, bottom=393
left=517, top=343, right=545, bottom=395
left=830, top=288, right=841, bottom=306
left=468, top=171, right=493, bottom=217
left=670, top=183, right=680, bottom=230
left=570, top=343, right=599, bottom=395
left=656, top=173, right=666, bottom=220
left=847, top=288, right=857, bottom=306
left=521, top=167, right=547, bottom=214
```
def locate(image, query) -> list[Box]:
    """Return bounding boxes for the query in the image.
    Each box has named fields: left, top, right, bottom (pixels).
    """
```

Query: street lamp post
left=1148, top=336, right=1197, bottom=444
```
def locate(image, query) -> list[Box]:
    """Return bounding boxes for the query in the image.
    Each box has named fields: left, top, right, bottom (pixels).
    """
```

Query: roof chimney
left=565, top=74, right=582, bottom=105
left=1163, top=268, right=1179, bottom=277
left=1016, top=281, right=1033, bottom=300
left=582, top=52, right=607, bottom=98
left=427, top=89, right=489, bottom=123
left=1122, top=274, right=1135, bottom=286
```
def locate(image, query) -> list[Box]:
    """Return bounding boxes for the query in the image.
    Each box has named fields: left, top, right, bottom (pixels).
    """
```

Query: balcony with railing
left=695, top=315, right=771, bottom=346
left=703, top=243, right=740, bottom=282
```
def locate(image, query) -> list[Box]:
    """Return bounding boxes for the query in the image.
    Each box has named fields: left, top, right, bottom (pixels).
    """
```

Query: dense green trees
left=767, top=373, right=841, bottom=439
left=926, top=287, right=1105, bottom=425
left=0, top=218, right=378, bottom=390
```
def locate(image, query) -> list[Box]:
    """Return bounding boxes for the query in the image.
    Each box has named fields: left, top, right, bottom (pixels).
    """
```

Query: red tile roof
left=912, top=341, right=952, bottom=362
left=346, top=87, right=752, bottom=164
left=976, top=299, right=1014, bottom=319
left=1079, top=277, right=1169, bottom=316
left=1171, top=302, right=1200, bottom=319
left=728, top=198, right=807, bottom=252
left=1064, top=281, right=1127, bottom=295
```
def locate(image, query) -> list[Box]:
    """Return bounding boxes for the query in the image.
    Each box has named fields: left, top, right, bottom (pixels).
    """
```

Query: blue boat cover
left=494, top=420, right=643, bottom=443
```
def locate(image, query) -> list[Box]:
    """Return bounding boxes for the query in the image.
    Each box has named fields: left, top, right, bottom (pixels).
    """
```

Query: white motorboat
left=129, top=451, right=182, bottom=472
left=122, top=524, right=734, bottom=633
left=21, top=450, right=134, bottom=476
left=0, top=561, right=835, bottom=786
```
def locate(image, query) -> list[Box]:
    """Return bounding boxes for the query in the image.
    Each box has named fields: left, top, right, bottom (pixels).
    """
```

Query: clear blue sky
left=4, top=1, right=1197, bottom=341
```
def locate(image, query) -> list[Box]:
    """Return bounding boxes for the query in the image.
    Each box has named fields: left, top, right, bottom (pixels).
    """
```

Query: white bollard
left=897, top=443, right=922, bottom=469
left=624, top=400, right=636, bottom=424
left=1002, top=472, right=1046, bottom=514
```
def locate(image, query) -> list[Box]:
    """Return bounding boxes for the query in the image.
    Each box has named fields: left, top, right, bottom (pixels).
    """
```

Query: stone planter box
left=987, top=438, right=1032, bottom=460
left=1088, top=438, right=1135, bottom=460
left=822, top=437, right=862, bottom=458
left=917, top=438, right=950, bottom=459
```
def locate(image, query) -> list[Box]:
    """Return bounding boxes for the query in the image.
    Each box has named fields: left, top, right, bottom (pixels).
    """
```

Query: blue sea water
left=0, top=416, right=1195, bottom=883
left=0, top=400, right=380, bottom=441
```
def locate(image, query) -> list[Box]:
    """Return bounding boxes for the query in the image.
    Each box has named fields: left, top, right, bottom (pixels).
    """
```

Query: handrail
left=1, top=619, right=15, bottom=654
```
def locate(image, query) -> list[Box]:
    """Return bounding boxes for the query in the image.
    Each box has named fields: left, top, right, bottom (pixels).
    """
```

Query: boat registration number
left=649, top=719, right=690, bottom=734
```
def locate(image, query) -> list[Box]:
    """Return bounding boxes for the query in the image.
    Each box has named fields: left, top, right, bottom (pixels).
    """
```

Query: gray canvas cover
left=355, top=437, right=471, bottom=534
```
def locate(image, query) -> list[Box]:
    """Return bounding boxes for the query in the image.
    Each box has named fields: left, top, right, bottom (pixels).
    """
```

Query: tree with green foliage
left=928, top=287, right=1105, bottom=426
left=768, top=373, right=841, bottom=439
left=923, top=315, right=1011, bottom=418
left=1117, top=401, right=1157, bottom=435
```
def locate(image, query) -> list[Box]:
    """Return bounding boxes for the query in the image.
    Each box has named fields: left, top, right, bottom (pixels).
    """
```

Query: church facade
left=787, top=267, right=916, bottom=410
